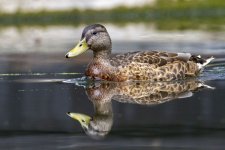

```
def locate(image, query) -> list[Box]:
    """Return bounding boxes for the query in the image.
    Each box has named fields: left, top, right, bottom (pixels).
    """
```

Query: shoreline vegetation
left=0, top=0, right=225, bottom=30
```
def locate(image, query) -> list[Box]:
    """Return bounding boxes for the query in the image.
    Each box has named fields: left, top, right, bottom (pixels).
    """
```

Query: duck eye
left=93, top=32, right=97, bottom=35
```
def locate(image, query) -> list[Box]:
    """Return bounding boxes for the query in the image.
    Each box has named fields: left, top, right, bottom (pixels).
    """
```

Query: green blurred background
left=0, top=0, right=225, bottom=30
left=0, top=0, right=224, bottom=56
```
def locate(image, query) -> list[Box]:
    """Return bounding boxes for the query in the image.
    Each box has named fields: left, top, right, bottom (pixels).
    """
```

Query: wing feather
left=110, top=51, right=192, bottom=67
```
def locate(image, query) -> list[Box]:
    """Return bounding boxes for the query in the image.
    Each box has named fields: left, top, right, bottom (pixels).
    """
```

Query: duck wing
left=110, top=51, right=192, bottom=67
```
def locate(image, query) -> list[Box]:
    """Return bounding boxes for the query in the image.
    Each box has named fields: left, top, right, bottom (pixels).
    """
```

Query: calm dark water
left=0, top=53, right=224, bottom=150
left=0, top=25, right=225, bottom=149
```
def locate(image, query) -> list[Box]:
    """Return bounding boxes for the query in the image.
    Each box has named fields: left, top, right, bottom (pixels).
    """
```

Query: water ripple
left=201, top=63, right=225, bottom=81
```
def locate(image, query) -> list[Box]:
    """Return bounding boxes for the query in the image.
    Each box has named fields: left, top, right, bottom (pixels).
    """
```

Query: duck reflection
left=67, top=79, right=213, bottom=139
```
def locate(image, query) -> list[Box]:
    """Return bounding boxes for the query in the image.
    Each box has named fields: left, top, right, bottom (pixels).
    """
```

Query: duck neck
left=94, top=101, right=113, bottom=116
left=93, top=49, right=111, bottom=60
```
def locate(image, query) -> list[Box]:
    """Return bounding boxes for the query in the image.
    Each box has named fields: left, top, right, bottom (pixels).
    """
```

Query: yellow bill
left=65, top=38, right=89, bottom=58
left=67, top=112, right=91, bottom=128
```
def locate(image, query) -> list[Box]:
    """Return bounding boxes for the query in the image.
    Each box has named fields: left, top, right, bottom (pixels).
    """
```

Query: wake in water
left=199, top=62, right=225, bottom=81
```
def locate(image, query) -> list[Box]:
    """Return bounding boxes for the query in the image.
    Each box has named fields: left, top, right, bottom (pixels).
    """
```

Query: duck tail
left=198, top=82, right=215, bottom=90
left=190, top=55, right=214, bottom=71
left=202, top=56, right=214, bottom=67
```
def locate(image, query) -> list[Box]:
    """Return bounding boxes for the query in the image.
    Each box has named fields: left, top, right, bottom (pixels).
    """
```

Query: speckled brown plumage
left=66, top=24, right=214, bottom=81
left=86, top=51, right=212, bottom=82
left=86, top=79, right=210, bottom=105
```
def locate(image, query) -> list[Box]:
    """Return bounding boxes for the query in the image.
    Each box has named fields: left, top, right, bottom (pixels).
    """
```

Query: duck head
left=67, top=111, right=112, bottom=139
left=67, top=112, right=91, bottom=130
left=65, top=24, right=111, bottom=58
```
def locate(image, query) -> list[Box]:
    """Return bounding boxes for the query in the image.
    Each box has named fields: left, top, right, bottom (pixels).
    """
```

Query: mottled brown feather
left=86, top=80, right=209, bottom=105
left=110, top=51, right=191, bottom=67
left=105, top=51, right=201, bottom=81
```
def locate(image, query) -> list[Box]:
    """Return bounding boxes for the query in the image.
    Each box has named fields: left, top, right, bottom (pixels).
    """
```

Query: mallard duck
left=67, top=79, right=213, bottom=138
left=65, top=24, right=214, bottom=81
